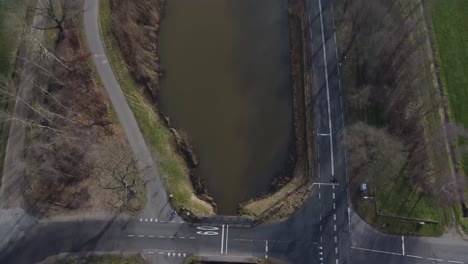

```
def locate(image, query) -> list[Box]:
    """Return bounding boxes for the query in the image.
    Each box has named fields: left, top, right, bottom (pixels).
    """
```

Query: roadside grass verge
left=429, top=0, right=468, bottom=233
left=334, top=0, right=449, bottom=236
left=98, top=0, right=213, bottom=216
left=50, top=254, right=145, bottom=264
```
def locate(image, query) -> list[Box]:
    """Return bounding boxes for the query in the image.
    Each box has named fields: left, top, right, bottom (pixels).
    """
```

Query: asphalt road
left=1, top=0, right=468, bottom=263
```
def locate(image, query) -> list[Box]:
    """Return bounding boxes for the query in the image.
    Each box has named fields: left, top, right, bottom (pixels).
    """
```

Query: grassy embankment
left=429, top=0, right=468, bottom=233
left=98, top=0, right=213, bottom=216
left=335, top=0, right=448, bottom=236
left=184, top=256, right=282, bottom=264
left=48, top=255, right=145, bottom=264
left=0, top=0, right=31, bottom=177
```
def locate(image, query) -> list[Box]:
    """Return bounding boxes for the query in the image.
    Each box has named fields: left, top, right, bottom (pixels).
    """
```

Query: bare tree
left=344, top=122, right=407, bottom=186
left=28, top=0, right=81, bottom=40
left=92, top=141, right=147, bottom=213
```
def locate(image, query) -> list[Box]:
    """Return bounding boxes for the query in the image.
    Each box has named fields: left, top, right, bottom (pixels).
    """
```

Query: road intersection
left=1, top=0, right=468, bottom=263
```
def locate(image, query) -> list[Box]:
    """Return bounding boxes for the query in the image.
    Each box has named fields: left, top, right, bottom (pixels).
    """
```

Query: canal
left=159, top=0, right=293, bottom=214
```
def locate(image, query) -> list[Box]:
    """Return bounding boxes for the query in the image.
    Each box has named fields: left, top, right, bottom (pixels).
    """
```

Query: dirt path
left=0, top=3, right=45, bottom=209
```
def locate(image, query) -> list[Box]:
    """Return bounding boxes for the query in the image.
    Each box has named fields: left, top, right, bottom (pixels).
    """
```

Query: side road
left=83, top=0, right=175, bottom=221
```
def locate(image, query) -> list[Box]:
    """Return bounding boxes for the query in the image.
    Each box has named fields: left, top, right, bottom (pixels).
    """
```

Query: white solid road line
left=221, top=225, right=225, bottom=254
left=401, top=236, right=405, bottom=256
left=225, top=225, right=229, bottom=255
left=318, top=0, right=335, bottom=176
left=351, top=247, right=402, bottom=256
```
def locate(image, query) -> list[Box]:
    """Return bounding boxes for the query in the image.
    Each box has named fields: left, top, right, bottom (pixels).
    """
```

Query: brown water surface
left=159, top=0, right=292, bottom=214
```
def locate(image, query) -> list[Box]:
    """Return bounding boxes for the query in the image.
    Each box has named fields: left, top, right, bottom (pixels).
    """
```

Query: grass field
left=429, top=0, right=468, bottom=232
left=97, top=0, right=213, bottom=216
left=430, top=0, right=468, bottom=128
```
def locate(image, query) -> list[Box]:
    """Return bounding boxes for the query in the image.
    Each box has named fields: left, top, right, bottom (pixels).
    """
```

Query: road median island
left=98, top=0, right=214, bottom=216
left=333, top=0, right=453, bottom=236
left=238, top=0, right=315, bottom=221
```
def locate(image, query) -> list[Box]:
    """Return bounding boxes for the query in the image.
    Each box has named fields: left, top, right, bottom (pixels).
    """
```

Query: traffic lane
left=351, top=248, right=432, bottom=264
left=349, top=212, right=402, bottom=254
left=406, top=236, right=468, bottom=263
left=320, top=185, right=349, bottom=264
left=317, top=134, right=333, bottom=181
left=0, top=220, right=127, bottom=264
left=279, top=239, right=322, bottom=264
left=280, top=191, right=322, bottom=242
left=215, top=224, right=291, bottom=243
left=313, top=59, right=331, bottom=136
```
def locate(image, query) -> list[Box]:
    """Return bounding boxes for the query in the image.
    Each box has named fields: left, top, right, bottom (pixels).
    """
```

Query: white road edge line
left=401, top=236, right=405, bottom=256
left=351, top=247, right=402, bottom=256
left=225, top=225, right=229, bottom=255
left=318, top=0, right=334, bottom=176
left=221, top=224, right=225, bottom=254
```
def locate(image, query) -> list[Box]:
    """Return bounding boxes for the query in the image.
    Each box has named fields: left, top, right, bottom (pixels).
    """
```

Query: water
left=159, top=0, right=293, bottom=214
